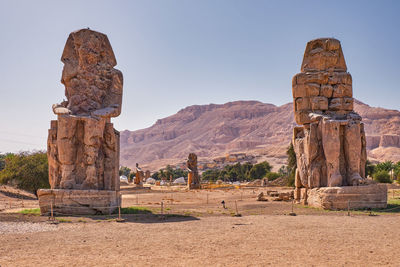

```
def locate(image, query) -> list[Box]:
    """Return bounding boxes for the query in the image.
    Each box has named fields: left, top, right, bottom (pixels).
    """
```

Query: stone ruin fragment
left=187, top=153, right=200, bottom=189
left=134, top=163, right=144, bottom=186
left=38, top=29, right=123, bottom=215
left=292, top=38, right=387, bottom=209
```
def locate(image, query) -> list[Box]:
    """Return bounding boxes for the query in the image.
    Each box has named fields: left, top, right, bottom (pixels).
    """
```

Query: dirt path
left=1, top=214, right=399, bottom=266
left=1, top=186, right=399, bottom=266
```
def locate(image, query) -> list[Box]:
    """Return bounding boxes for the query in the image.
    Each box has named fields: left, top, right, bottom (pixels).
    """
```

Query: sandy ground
left=1, top=186, right=400, bottom=266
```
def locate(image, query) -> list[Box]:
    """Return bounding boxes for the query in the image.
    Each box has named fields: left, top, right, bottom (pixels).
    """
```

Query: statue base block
left=188, top=184, right=201, bottom=190
left=300, top=184, right=387, bottom=210
left=37, top=189, right=120, bottom=215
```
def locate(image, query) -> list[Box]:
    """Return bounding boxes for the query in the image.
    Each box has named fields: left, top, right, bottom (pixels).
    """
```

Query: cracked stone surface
left=48, top=29, right=122, bottom=191
left=39, top=29, right=123, bottom=215
left=187, top=153, right=200, bottom=189
left=292, top=38, right=385, bottom=208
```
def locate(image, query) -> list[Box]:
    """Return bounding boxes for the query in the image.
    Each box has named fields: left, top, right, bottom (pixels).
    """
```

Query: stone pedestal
left=38, top=189, right=120, bottom=215
left=303, top=184, right=387, bottom=210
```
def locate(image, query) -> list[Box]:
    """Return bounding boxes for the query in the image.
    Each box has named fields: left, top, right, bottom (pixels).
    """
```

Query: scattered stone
left=256, top=192, right=268, bottom=201
left=267, top=191, right=279, bottom=197
left=273, top=192, right=293, bottom=202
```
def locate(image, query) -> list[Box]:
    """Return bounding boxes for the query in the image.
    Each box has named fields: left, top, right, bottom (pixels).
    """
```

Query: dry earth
left=1, top=186, right=400, bottom=266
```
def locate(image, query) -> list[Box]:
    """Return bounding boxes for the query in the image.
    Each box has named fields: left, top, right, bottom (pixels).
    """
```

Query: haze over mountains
left=120, top=100, right=400, bottom=171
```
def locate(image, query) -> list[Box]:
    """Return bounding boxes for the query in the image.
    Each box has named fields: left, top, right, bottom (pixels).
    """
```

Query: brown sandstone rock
left=306, top=184, right=387, bottom=210
left=379, top=134, right=400, bottom=148
left=39, top=29, right=123, bottom=215
left=37, top=189, right=119, bottom=215
left=291, top=38, right=382, bottom=210
left=187, top=153, right=200, bottom=189
left=119, top=99, right=400, bottom=172
left=134, top=163, right=144, bottom=186
left=256, top=192, right=268, bottom=201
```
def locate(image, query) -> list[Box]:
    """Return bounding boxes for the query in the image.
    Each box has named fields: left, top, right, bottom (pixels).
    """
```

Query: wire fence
left=2, top=188, right=399, bottom=220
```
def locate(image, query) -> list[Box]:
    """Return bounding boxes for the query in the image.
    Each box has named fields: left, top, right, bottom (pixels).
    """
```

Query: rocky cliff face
left=120, top=100, right=400, bottom=171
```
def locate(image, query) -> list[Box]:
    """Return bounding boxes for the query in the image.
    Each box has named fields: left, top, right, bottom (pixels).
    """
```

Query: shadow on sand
left=48, top=206, right=200, bottom=224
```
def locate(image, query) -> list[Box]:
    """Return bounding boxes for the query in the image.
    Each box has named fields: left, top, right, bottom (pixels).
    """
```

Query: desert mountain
left=120, top=100, right=400, bottom=171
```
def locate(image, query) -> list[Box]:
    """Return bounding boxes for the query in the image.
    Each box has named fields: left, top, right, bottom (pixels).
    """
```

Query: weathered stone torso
left=48, top=29, right=123, bottom=191
left=292, top=38, right=366, bottom=192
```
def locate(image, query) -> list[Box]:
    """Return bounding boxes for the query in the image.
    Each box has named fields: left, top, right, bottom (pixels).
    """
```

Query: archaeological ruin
left=38, top=29, right=123, bottom=215
left=292, top=38, right=387, bottom=209
left=134, top=163, right=144, bottom=187
left=187, top=153, right=200, bottom=189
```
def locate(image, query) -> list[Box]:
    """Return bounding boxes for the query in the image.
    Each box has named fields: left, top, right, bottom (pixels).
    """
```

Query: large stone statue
left=187, top=153, right=200, bottom=189
left=292, top=38, right=387, bottom=209
left=38, top=29, right=122, bottom=215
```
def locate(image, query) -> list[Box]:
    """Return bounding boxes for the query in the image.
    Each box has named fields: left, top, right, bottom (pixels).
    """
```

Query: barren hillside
left=120, top=100, right=400, bottom=171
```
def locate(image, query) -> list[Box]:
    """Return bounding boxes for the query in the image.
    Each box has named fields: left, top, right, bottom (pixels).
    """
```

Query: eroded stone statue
left=187, top=153, right=200, bottom=189
left=50, top=29, right=122, bottom=190
left=134, top=163, right=144, bottom=186
left=292, top=38, right=386, bottom=209
left=38, top=29, right=122, bottom=214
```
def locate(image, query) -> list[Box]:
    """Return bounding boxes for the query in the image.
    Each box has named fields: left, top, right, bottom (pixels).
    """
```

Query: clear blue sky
left=0, top=0, right=399, bottom=153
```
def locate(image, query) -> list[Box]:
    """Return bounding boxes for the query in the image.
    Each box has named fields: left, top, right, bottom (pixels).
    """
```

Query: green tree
left=0, top=154, right=7, bottom=171
left=375, top=161, right=394, bottom=172
left=119, top=166, right=131, bottom=177
left=266, top=172, right=280, bottom=181
left=365, top=160, right=375, bottom=178
left=173, top=168, right=188, bottom=179
left=286, top=143, right=297, bottom=187
left=165, top=165, right=174, bottom=180
left=278, top=165, right=289, bottom=176
left=201, top=169, right=221, bottom=182
left=287, top=143, right=297, bottom=170
left=241, top=162, right=253, bottom=180
left=248, top=161, right=272, bottom=180
left=151, top=166, right=189, bottom=181
left=151, top=171, right=159, bottom=179
left=129, top=172, right=136, bottom=182
left=0, top=151, right=49, bottom=196
left=394, top=161, right=400, bottom=180
left=373, top=170, right=392, bottom=183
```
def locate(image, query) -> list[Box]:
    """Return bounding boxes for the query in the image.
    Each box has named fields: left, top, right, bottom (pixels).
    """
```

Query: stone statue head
left=187, top=153, right=197, bottom=170
left=59, top=29, right=123, bottom=116
left=301, top=38, right=347, bottom=72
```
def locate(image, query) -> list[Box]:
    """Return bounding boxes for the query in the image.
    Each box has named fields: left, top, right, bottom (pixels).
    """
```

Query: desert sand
left=1, top=186, right=400, bottom=266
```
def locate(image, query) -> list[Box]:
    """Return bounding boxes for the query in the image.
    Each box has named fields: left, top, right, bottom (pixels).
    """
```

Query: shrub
left=375, top=161, right=394, bottom=173
left=248, top=161, right=272, bottom=180
left=373, top=170, right=392, bottom=183
left=0, top=151, right=49, bottom=196
left=265, top=172, right=280, bottom=181
left=287, top=169, right=295, bottom=187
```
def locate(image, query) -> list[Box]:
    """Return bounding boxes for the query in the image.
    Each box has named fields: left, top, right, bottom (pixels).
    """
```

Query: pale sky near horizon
left=0, top=0, right=399, bottom=153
